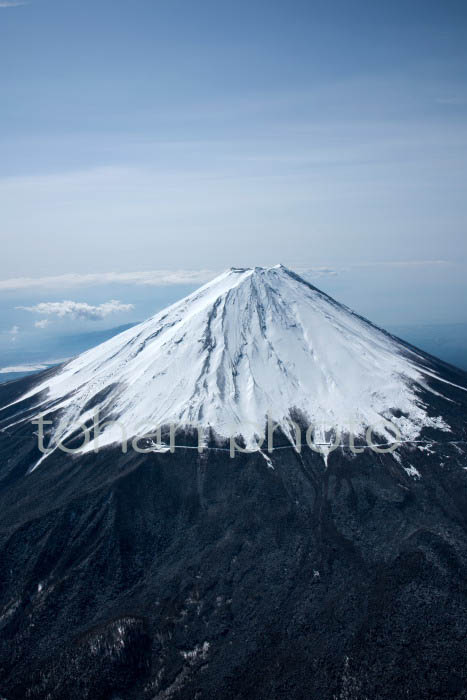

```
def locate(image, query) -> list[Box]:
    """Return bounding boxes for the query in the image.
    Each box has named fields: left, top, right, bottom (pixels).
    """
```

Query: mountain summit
left=2, top=264, right=460, bottom=458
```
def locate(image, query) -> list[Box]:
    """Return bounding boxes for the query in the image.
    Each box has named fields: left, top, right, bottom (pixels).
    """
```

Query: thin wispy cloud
left=298, top=260, right=451, bottom=277
left=351, top=260, right=450, bottom=269
left=0, top=1, right=28, bottom=7
left=0, top=270, right=219, bottom=291
left=0, top=363, right=49, bottom=374
left=34, top=319, right=51, bottom=329
left=4, top=325, right=20, bottom=343
left=299, top=267, right=338, bottom=278
left=18, top=300, right=134, bottom=321
left=435, top=96, right=467, bottom=106
left=0, top=263, right=453, bottom=293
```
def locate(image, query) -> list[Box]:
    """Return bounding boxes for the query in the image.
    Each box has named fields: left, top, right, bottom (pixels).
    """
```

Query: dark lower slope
left=0, top=365, right=467, bottom=699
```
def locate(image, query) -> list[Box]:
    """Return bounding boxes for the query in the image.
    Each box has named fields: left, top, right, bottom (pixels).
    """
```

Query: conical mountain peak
left=2, top=264, right=463, bottom=461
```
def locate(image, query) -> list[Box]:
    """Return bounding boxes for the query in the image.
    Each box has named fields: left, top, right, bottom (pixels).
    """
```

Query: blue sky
left=1, top=0, right=467, bottom=361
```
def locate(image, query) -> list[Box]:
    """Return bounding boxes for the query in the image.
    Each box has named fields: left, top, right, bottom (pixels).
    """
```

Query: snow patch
left=181, top=641, right=210, bottom=662
left=404, top=465, right=421, bottom=480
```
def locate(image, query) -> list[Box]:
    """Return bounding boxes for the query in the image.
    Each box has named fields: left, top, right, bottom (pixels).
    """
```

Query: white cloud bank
left=19, top=300, right=134, bottom=321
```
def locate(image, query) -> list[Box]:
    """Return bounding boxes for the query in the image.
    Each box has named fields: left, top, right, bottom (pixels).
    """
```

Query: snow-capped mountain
left=1, top=265, right=461, bottom=458
left=1, top=265, right=467, bottom=700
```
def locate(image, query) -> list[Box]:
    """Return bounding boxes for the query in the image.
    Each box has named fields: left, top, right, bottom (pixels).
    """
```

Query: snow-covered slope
left=1, top=265, right=459, bottom=455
